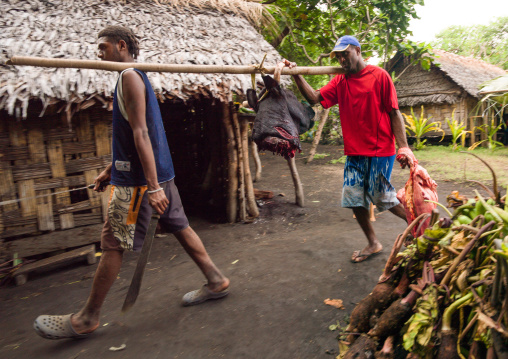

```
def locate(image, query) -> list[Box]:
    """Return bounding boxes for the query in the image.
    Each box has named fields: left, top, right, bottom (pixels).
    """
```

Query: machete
left=121, top=212, right=160, bottom=313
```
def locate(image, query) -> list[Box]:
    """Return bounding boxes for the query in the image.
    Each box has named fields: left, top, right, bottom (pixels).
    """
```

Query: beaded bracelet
left=147, top=187, right=163, bottom=194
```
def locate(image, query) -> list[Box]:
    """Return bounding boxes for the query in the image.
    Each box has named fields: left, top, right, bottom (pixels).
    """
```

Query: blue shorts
left=342, top=155, right=399, bottom=212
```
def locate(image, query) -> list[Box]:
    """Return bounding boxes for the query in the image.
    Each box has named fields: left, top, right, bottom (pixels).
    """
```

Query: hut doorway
left=159, top=97, right=227, bottom=221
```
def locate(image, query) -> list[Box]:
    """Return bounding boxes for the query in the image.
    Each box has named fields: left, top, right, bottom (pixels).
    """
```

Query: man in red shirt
left=282, top=35, right=413, bottom=263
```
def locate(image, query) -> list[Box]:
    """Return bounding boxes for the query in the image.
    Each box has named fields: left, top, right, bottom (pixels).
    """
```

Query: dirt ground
left=0, top=143, right=469, bottom=359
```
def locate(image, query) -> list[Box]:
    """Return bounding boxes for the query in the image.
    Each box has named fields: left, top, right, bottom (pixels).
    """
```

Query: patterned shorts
left=101, top=179, right=189, bottom=252
left=341, top=155, right=399, bottom=212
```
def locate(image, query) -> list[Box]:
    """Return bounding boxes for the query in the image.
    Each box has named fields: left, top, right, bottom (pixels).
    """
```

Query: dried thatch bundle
left=0, top=0, right=283, bottom=118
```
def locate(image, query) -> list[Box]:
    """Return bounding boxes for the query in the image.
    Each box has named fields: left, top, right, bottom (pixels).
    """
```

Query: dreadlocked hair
left=98, top=26, right=139, bottom=59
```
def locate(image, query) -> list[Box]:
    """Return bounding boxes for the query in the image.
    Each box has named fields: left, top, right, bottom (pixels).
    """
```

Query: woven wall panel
left=0, top=105, right=113, bottom=240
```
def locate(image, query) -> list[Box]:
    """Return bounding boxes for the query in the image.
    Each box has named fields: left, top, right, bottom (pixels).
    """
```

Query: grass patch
left=328, top=156, right=347, bottom=165
left=413, top=146, right=508, bottom=185
left=313, top=153, right=330, bottom=160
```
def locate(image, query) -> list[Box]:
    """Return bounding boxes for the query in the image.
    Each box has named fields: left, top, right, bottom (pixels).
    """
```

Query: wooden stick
left=231, top=104, right=246, bottom=222
left=220, top=102, right=238, bottom=223
left=250, top=140, right=262, bottom=182
left=7, top=56, right=346, bottom=75
left=287, top=157, right=304, bottom=207
left=240, top=118, right=259, bottom=218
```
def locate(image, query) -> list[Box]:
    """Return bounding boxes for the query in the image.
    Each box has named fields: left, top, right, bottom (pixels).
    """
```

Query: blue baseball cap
left=330, top=35, right=361, bottom=58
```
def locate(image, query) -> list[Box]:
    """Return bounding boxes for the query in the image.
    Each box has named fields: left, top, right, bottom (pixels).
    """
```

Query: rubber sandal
left=182, top=284, right=229, bottom=307
left=351, top=249, right=382, bottom=263
left=33, top=314, right=91, bottom=340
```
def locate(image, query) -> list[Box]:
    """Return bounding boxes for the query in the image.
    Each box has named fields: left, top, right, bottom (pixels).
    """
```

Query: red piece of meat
left=396, top=151, right=438, bottom=237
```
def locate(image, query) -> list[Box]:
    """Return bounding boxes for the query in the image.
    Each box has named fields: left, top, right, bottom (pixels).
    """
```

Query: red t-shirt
left=320, top=65, right=399, bottom=156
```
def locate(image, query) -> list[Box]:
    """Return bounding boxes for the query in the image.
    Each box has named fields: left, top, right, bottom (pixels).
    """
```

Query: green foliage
left=403, top=106, right=445, bottom=150
left=313, top=153, right=330, bottom=159
left=469, top=117, right=505, bottom=150
left=402, top=285, right=439, bottom=356
left=445, top=109, right=470, bottom=151
left=262, top=0, right=432, bottom=87
left=299, top=117, right=320, bottom=142
left=299, top=106, right=342, bottom=145
left=321, top=107, right=342, bottom=145
left=329, top=156, right=347, bottom=165
left=432, top=16, right=508, bottom=70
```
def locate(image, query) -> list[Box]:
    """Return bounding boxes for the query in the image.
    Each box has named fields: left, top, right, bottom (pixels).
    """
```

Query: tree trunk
left=306, top=107, right=331, bottom=164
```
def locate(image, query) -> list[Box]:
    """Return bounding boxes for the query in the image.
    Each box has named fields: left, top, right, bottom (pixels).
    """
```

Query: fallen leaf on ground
left=109, top=344, right=126, bottom=351
left=324, top=298, right=345, bottom=309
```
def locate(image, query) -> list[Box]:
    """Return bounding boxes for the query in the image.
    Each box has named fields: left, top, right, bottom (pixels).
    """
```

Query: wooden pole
left=287, top=157, right=304, bottom=207
left=250, top=140, right=262, bottom=182
left=231, top=104, right=246, bottom=222
left=7, top=56, right=346, bottom=75
left=240, top=118, right=259, bottom=218
left=221, top=102, right=238, bottom=223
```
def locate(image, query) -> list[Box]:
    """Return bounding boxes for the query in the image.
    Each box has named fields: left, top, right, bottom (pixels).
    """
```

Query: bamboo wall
left=0, top=105, right=112, bottom=241
left=0, top=98, right=258, bottom=249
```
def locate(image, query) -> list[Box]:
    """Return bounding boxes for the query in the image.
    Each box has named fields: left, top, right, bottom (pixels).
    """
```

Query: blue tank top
left=111, top=69, right=175, bottom=186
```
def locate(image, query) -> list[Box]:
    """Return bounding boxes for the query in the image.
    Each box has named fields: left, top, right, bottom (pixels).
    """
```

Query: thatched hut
left=0, top=0, right=282, bottom=251
left=386, top=49, right=506, bottom=141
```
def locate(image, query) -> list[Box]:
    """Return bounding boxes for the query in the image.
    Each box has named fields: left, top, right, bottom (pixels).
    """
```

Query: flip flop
left=182, top=284, right=229, bottom=307
left=33, top=314, right=92, bottom=340
left=351, top=249, right=382, bottom=263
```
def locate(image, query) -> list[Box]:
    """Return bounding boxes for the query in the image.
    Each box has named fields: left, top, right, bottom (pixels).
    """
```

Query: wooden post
left=250, top=140, right=262, bottom=182
left=221, top=102, right=238, bottom=223
left=240, top=118, right=259, bottom=218
left=231, top=104, right=246, bottom=221
left=481, top=102, right=487, bottom=146
left=287, top=157, right=304, bottom=207
left=306, top=108, right=331, bottom=164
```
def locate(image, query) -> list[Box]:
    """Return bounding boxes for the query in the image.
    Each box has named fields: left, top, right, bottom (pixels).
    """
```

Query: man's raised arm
left=280, top=60, right=323, bottom=105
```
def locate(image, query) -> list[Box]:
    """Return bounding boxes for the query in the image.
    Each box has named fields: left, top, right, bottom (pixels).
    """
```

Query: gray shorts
left=101, top=179, right=189, bottom=252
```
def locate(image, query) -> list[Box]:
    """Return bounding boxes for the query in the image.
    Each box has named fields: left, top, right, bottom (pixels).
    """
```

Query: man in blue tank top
left=34, top=26, right=230, bottom=340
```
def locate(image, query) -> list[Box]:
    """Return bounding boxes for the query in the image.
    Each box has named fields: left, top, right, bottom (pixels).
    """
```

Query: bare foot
left=351, top=243, right=383, bottom=263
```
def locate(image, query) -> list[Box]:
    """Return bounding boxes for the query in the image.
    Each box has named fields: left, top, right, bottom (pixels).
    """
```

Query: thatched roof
left=387, top=49, right=506, bottom=107
left=0, top=0, right=282, bottom=118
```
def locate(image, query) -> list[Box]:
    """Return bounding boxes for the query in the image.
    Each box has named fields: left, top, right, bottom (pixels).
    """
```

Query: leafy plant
left=469, top=116, right=505, bottom=150
left=403, top=106, right=445, bottom=150
left=446, top=109, right=471, bottom=150
left=299, top=119, right=319, bottom=142
left=313, top=153, right=330, bottom=159
left=263, top=0, right=433, bottom=89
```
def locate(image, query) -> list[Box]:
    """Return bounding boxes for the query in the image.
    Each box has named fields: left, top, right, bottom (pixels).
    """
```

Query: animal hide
left=247, top=74, right=315, bottom=159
